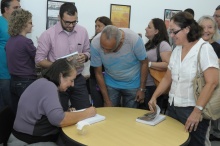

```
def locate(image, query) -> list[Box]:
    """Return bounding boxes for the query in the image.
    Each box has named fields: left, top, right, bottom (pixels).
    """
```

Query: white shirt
left=168, top=38, right=219, bottom=107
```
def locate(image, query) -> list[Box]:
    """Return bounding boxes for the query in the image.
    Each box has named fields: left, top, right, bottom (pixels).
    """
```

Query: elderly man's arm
left=94, top=66, right=112, bottom=107
left=135, top=58, right=148, bottom=103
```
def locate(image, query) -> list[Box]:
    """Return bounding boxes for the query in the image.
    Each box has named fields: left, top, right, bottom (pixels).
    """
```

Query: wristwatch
left=195, top=105, right=203, bottom=111
left=139, top=88, right=146, bottom=92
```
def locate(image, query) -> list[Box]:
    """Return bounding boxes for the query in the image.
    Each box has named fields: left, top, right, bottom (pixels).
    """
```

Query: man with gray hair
left=90, top=25, right=148, bottom=108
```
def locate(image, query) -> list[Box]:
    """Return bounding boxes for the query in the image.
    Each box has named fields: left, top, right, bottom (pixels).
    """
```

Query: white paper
left=76, top=113, right=105, bottom=135
left=136, top=105, right=166, bottom=126
left=79, top=114, right=106, bottom=125
left=57, top=51, right=78, bottom=59
left=77, top=121, right=90, bottom=130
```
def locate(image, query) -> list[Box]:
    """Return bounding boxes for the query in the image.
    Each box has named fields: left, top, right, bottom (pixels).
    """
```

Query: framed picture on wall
left=164, top=9, right=181, bottom=29
left=46, top=0, right=75, bottom=29
left=110, top=4, right=131, bottom=28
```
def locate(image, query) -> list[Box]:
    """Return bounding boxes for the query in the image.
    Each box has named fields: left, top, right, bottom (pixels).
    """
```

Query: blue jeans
left=107, top=85, right=138, bottom=108
left=10, top=77, right=35, bottom=113
left=0, top=79, right=12, bottom=109
left=166, top=103, right=210, bottom=146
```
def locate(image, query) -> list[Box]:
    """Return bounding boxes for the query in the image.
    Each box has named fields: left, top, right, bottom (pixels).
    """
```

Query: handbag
left=193, top=43, right=220, bottom=120
left=149, top=42, right=169, bottom=94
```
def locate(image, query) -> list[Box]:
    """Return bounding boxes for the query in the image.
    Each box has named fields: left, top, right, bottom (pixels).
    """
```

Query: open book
left=57, top=51, right=84, bottom=68
left=136, top=105, right=166, bottom=126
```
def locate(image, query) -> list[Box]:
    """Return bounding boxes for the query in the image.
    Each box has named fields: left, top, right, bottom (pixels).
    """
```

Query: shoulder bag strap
left=196, top=42, right=206, bottom=77
left=156, top=42, right=162, bottom=62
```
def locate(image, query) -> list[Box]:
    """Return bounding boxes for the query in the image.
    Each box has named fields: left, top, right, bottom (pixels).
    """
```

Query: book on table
left=57, top=51, right=84, bottom=68
left=136, top=105, right=166, bottom=126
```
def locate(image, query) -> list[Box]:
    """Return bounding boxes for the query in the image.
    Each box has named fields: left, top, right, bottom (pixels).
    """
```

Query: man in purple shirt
left=35, top=2, right=90, bottom=111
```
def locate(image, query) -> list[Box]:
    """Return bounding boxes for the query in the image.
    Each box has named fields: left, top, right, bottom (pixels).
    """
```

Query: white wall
left=18, top=0, right=219, bottom=46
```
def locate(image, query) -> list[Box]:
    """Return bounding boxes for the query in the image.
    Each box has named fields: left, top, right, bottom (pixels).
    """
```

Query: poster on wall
left=110, top=4, right=131, bottom=28
left=46, top=0, right=75, bottom=29
left=164, top=9, right=181, bottom=29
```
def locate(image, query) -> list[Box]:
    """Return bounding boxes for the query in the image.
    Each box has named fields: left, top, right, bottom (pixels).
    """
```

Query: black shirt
left=211, top=42, right=220, bottom=59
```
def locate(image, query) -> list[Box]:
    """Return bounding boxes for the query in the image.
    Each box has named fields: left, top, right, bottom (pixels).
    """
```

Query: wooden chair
left=0, top=106, right=15, bottom=146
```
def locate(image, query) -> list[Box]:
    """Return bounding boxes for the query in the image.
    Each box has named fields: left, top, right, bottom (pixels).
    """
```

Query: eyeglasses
left=213, top=15, right=220, bottom=18
left=169, top=28, right=183, bottom=35
left=62, top=19, right=78, bottom=26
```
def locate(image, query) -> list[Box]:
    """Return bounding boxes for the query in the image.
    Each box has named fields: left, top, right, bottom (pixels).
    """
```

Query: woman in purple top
left=5, top=9, right=37, bottom=114
left=7, top=59, right=96, bottom=145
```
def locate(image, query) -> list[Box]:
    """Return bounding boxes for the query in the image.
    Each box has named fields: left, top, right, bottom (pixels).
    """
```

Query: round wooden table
left=62, top=107, right=189, bottom=146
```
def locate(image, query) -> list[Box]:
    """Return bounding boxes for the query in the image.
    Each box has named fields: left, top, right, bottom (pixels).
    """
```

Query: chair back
left=0, top=106, right=15, bottom=145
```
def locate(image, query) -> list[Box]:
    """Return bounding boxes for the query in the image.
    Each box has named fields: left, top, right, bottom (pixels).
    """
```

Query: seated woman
left=7, top=58, right=96, bottom=146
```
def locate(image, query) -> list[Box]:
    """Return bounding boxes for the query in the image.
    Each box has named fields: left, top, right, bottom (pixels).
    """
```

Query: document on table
left=136, top=105, right=166, bottom=126
left=72, top=109, right=106, bottom=125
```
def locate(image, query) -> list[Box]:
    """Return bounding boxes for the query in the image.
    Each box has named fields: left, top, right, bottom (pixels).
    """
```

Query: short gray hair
left=198, top=15, right=220, bottom=42
left=101, top=25, right=122, bottom=49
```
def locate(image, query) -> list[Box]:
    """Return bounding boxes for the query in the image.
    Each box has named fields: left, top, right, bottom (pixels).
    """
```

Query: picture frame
left=46, top=0, right=75, bottom=29
left=164, top=9, right=182, bottom=29
left=110, top=4, right=131, bottom=28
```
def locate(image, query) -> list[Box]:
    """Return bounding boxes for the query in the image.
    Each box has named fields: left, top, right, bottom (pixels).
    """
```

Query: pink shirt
left=35, top=22, right=90, bottom=74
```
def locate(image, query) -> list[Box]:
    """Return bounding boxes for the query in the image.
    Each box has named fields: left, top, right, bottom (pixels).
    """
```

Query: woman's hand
left=148, top=98, right=157, bottom=112
left=185, top=107, right=202, bottom=132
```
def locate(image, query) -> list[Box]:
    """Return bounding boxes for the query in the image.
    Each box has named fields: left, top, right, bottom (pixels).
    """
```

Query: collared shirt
left=0, top=16, right=10, bottom=79
left=168, top=38, right=219, bottom=107
left=91, top=29, right=147, bottom=89
left=35, top=22, right=90, bottom=74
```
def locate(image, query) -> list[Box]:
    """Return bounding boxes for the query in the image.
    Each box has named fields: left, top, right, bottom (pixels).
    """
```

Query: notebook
left=57, top=51, right=84, bottom=68
left=136, top=105, right=166, bottom=126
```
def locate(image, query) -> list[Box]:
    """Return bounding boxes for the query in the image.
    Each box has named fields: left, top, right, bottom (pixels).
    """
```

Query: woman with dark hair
left=91, top=16, right=113, bottom=41
left=148, top=12, right=219, bottom=146
left=89, top=16, right=112, bottom=107
left=7, top=58, right=96, bottom=146
left=139, top=18, right=172, bottom=110
left=6, top=9, right=36, bottom=114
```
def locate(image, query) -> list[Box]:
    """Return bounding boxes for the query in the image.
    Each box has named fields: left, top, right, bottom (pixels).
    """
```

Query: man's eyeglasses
left=169, top=28, right=183, bottom=35
left=213, top=15, right=220, bottom=18
left=62, top=19, right=78, bottom=26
